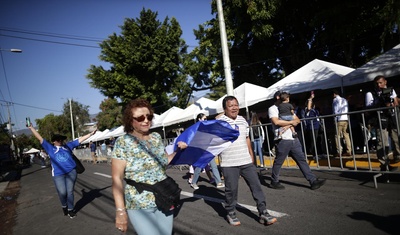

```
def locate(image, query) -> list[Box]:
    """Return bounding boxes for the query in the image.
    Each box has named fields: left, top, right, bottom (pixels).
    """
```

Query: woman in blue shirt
left=28, top=124, right=96, bottom=218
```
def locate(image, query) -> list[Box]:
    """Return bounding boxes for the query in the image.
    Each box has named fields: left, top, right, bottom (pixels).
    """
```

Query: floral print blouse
left=112, top=132, right=167, bottom=210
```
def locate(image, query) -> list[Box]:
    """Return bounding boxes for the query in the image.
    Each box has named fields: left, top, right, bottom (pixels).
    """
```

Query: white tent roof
left=91, top=129, right=110, bottom=142
left=24, top=148, right=40, bottom=154
left=81, top=130, right=103, bottom=144
left=151, top=106, right=184, bottom=128
left=213, top=82, right=271, bottom=113
left=168, top=97, right=217, bottom=124
left=342, top=44, right=400, bottom=86
left=265, top=59, right=355, bottom=99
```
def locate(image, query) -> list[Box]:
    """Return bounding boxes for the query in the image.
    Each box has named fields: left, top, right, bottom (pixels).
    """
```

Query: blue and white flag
left=168, top=120, right=239, bottom=168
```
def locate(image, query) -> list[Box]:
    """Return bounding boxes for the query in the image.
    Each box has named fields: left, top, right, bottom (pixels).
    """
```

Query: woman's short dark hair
left=122, top=98, right=154, bottom=133
left=196, top=113, right=206, bottom=122
left=222, top=96, right=238, bottom=110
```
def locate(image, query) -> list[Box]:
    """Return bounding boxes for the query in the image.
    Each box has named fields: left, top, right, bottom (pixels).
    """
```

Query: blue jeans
left=52, top=169, right=77, bottom=210
left=192, top=157, right=222, bottom=184
left=128, top=207, right=173, bottom=235
left=222, top=163, right=266, bottom=214
left=252, top=138, right=264, bottom=165
left=271, top=139, right=317, bottom=184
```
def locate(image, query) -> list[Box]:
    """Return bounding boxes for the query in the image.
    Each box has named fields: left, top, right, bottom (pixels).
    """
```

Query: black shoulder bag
left=66, top=146, right=85, bottom=174
left=124, top=135, right=181, bottom=214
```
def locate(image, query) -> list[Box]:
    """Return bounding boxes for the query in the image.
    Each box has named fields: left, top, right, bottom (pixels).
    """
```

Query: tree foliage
left=34, top=100, right=91, bottom=141
left=87, top=8, right=191, bottom=113
left=186, top=0, right=400, bottom=93
left=96, top=98, right=122, bottom=130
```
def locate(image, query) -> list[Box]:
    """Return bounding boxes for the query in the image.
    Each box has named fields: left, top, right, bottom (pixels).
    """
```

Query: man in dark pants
left=217, top=96, right=277, bottom=226
left=268, top=91, right=326, bottom=190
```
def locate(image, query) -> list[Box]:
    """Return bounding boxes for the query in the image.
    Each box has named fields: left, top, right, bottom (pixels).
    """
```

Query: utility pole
left=4, top=102, right=16, bottom=160
left=216, top=0, right=234, bottom=95
left=69, top=98, right=75, bottom=140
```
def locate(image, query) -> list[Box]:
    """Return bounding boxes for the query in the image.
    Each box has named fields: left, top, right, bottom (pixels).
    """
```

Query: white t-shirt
left=216, top=114, right=253, bottom=167
left=268, top=105, right=295, bottom=140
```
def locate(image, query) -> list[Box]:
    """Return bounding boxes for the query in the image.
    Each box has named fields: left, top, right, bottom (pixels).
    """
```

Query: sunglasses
left=133, top=114, right=154, bottom=122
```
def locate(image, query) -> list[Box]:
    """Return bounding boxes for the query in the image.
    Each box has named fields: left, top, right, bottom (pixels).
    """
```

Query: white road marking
left=94, top=172, right=112, bottom=178
left=93, top=173, right=287, bottom=217
left=181, top=191, right=288, bottom=217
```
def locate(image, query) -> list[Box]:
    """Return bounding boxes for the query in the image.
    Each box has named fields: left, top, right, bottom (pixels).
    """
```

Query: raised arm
left=27, top=124, right=43, bottom=144
left=78, top=129, right=97, bottom=143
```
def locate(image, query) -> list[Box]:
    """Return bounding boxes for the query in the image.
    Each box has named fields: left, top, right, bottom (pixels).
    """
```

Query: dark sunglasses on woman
left=133, top=114, right=154, bottom=122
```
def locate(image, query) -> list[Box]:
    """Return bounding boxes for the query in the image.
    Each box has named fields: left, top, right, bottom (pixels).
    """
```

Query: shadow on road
left=74, top=186, right=111, bottom=212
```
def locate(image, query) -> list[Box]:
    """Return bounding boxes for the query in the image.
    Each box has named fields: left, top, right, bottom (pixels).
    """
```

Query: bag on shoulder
left=66, top=146, right=85, bottom=174
left=125, top=176, right=181, bottom=213
left=72, top=154, right=85, bottom=174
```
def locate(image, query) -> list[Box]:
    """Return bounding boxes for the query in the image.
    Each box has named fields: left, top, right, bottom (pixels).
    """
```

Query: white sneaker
left=216, top=183, right=225, bottom=188
left=187, top=178, right=192, bottom=184
left=190, top=183, right=199, bottom=190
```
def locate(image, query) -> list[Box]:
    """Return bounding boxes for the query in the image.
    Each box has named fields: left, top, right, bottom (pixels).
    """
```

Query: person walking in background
left=90, top=141, right=97, bottom=164
left=111, top=98, right=187, bottom=234
left=217, top=96, right=277, bottom=226
left=365, top=75, right=399, bottom=170
left=101, top=141, right=107, bottom=157
left=277, top=92, right=297, bottom=139
left=190, top=113, right=225, bottom=189
left=39, top=149, right=48, bottom=168
left=304, top=93, right=322, bottom=159
left=250, top=111, right=265, bottom=167
left=27, top=124, right=96, bottom=218
left=332, top=89, right=352, bottom=156
left=268, top=91, right=326, bottom=190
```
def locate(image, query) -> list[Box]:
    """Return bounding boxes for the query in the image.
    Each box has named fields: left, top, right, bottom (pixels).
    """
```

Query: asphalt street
left=3, top=162, right=400, bottom=235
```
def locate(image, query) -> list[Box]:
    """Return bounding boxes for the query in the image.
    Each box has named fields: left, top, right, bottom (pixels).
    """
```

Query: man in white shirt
left=268, top=91, right=326, bottom=190
left=217, top=96, right=277, bottom=227
left=332, top=90, right=352, bottom=156
left=365, top=75, right=399, bottom=170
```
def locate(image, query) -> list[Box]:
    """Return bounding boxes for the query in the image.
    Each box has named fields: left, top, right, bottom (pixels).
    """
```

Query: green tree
left=34, top=100, right=91, bottom=140
left=187, top=0, right=400, bottom=91
left=87, top=8, right=190, bottom=113
left=62, top=99, right=91, bottom=138
left=96, top=98, right=122, bottom=130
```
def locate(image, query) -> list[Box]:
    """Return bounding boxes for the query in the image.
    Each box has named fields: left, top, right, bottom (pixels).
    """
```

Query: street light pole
left=69, top=98, right=75, bottom=140
left=216, top=0, right=234, bottom=95
left=0, top=47, right=22, bottom=160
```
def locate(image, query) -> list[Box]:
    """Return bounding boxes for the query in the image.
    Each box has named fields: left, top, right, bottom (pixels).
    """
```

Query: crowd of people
left=24, top=75, right=398, bottom=234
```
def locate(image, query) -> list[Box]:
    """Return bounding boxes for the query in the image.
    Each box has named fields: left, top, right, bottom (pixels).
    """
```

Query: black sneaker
left=62, top=207, right=68, bottom=216
left=310, top=179, right=326, bottom=190
left=68, top=210, right=77, bottom=219
left=270, top=181, right=285, bottom=190
left=259, top=210, right=277, bottom=225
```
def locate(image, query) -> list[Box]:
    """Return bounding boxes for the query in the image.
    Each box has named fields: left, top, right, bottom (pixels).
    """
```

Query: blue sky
left=0, top=0, right=213, bottom=132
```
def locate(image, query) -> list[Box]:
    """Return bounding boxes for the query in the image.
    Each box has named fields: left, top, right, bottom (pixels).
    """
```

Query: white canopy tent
left=265, top=59, right=355, bottom=99
left=168, top=97, right=217, bottom=124
left=212, top=82, right=271, bottom=118
left=24, top=148, right=40, bottom=154
left=342, top=44, right=400, bottom=86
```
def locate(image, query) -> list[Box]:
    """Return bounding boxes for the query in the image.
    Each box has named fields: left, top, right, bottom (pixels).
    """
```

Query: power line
left=0, top=99, right=62, bottom=113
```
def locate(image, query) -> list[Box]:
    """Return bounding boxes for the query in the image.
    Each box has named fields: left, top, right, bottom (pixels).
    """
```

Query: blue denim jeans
left=252, top=138, right=264, bottom=165
left=192, top=157, right=222, bottom=184
left=52, top=169, right=77, bottom=210
left=128, top=207, right=173, bottom=235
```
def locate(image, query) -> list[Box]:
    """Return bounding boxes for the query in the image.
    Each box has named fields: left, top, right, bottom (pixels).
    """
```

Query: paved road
left=4, top=163, right=400, bottom=235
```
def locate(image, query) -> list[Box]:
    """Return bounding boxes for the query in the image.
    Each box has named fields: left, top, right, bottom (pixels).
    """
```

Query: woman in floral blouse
left=111, top=98, right=187, bottom=234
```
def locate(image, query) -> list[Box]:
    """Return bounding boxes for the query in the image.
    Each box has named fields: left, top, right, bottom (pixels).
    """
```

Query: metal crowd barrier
left=252, top=105, right=400, bottom=188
